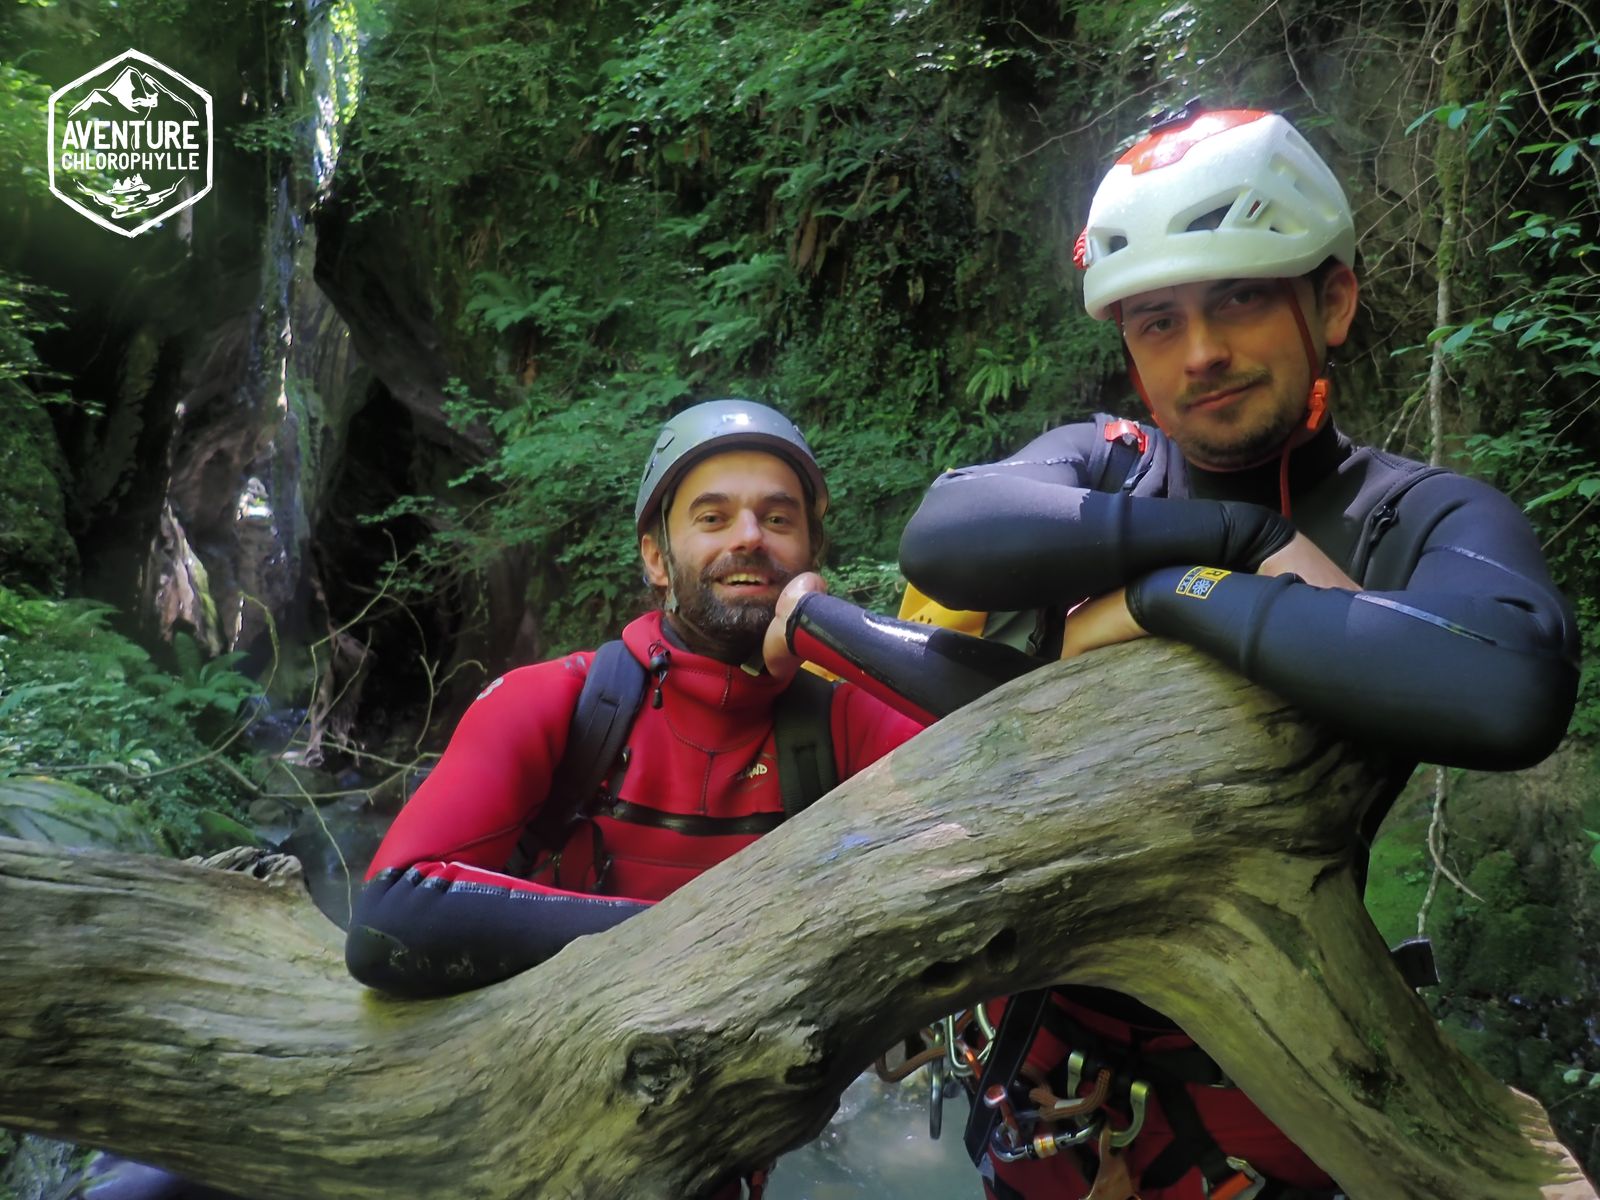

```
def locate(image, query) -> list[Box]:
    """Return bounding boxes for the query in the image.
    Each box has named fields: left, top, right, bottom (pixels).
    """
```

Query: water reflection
left=769, top=1071, right=975, bottom=1199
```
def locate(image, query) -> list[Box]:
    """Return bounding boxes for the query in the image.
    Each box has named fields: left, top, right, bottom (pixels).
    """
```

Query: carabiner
left=1107, top=1079, right=1149, bottom=1148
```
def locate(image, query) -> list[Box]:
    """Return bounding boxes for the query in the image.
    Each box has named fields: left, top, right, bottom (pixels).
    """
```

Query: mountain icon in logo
left=67, top=65, right=198, bottom=120
left=47, top=49, right=213, bottom=238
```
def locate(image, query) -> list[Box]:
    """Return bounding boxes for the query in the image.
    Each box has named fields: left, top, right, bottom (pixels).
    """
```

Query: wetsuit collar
left=1183, top=419, right=1349, bottom=511
left=622, top=611, right=787, bottom=743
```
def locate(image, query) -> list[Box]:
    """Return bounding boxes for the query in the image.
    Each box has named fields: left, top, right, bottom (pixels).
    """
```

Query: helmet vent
left=1184, top=206, right=1231, bottom=233
left=1108, top=235, right=1128, bottom=253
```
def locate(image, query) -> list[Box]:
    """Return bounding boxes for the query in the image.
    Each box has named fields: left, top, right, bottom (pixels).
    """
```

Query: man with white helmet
left=890, top=105, right=1579, bottom=1200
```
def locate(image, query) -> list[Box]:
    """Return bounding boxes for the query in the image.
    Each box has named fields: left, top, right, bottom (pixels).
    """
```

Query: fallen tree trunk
left=0, top=641, right=1591, bottom=1199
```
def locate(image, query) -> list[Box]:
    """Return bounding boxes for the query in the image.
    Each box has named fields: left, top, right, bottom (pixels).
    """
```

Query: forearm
left=1127, top=567, right=1578, bottom=769
left=346, top=862, right=648, bottom=997
left=788, top=593, right=1039, bottom=722
left=900, top=481, right=1293, bottom=611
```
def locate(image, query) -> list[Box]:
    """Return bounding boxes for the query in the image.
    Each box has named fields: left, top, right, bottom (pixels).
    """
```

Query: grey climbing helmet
left=634, top=399, right=829, bottom=534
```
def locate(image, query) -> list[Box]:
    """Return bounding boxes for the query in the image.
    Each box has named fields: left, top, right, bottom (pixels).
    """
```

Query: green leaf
left=1445, top=106, right=1469, bottom=130
left=1441, top=323, right=1478, bottom=354
left=1527, top=477, right=1581, bottom=510
left=1515, top=318, right=1549, bottom=349
left=1405, top=106, right=1444, bottom=135
left=1551, top=142, right=1580, bottom=176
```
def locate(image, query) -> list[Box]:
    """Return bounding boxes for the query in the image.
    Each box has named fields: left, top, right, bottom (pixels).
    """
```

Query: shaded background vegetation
left=1, top=0, right=1597, bottom=1186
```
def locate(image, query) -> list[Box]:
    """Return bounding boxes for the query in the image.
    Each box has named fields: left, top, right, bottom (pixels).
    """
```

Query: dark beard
left=665, top=550, right=800, bottom=664
left=1175, top=378, right=1304, bottom=469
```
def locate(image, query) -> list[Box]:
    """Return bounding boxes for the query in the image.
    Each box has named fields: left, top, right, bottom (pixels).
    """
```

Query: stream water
left=766, top=1071, right=976, bottom=1199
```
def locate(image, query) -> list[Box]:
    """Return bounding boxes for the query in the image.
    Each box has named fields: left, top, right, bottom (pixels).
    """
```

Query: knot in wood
left=622, top=1036, right=691, bottom=1104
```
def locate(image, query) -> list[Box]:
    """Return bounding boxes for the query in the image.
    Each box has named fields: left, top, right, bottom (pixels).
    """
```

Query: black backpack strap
left=1089, top=412, right=1157, bottom=495
left=506, top=640, right=647, bottom=877
left=962, top=988, right=1053, bottom=1166
left=773, top=668, right=839, bottom=819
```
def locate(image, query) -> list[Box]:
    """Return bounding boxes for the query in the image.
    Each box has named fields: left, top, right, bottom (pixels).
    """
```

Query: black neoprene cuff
left=346, top=869, right=646, bottom=998
left=900, top=484, right=1294, bottom=612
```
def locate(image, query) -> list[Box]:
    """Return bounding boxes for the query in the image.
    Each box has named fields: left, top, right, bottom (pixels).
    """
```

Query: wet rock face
left=0, top=386, right=77, bottom=595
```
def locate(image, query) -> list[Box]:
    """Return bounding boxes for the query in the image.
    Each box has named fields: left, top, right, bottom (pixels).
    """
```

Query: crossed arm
left=895, top=457, right=1578, bottom=770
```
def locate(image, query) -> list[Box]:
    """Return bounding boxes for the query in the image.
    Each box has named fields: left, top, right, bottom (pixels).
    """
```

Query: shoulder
left=1337, top=442, right=1525, bottom=524
left=460, top=652, right=592, bottom=729
left=1001, top=418, right=1107, bottom=466
left=1383, top=460, right=1531, bottom=525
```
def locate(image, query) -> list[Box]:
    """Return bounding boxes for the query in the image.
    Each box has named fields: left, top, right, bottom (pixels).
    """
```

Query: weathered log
left=0, top=641, right=1591, bottom=1199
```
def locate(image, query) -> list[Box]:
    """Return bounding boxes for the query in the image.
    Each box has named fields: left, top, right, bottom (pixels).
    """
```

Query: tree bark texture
left=0, top=641, right=1591, bottom=1199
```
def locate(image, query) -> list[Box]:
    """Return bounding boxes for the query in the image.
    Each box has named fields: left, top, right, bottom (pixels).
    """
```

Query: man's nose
left=1183, top=317, right=1231, bottom=375
left=726, top=509, right=766, bottom=549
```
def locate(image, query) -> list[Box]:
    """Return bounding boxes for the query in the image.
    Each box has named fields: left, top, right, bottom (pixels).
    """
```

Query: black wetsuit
left=785, top=413, right=1578, bottom=1198
left=898, top=416, right=1578, bottom=772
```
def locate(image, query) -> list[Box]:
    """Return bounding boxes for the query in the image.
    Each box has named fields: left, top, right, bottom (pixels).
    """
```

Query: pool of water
left=767, top=1071, right=978, bottom=1200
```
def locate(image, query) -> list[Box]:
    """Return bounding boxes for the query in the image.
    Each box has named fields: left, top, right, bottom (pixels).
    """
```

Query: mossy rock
left=0, top=776, right=159, bottom=853
left=1363, top=809, right=1432, bottom=946
left=0, top=384, right=77, bottom=595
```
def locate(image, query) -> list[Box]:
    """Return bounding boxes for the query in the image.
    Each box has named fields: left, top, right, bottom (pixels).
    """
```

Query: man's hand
left=1060, top=588, right=1148, bottom=660
left=1257, top=532, right=1360, bottom=590
left=763, top=572, right=829, bottom=680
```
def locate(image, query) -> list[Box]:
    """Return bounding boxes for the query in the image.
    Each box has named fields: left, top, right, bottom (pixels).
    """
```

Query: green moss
left=0, top=384, right=76, bottom=595
left=1363, top=812, right=1432, bottom=946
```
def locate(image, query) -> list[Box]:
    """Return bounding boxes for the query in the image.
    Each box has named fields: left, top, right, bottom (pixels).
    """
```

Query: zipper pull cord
left=647, top=643, right=670, bottom=709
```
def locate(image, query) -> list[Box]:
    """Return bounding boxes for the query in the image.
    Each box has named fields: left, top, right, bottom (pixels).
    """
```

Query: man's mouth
left=1186, top=379, right=1263, bottom=413
left=716, top=571, right=775, bottom=590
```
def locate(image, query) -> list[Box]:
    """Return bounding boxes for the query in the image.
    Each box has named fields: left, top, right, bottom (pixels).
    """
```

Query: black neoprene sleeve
left=346, top=868, right=647, bottom=997
left=1126, top=565, right=1577, bottom=770
left=787, top=592, right=1040, bottom=722
left=900, top=478, right=1295, bottom=612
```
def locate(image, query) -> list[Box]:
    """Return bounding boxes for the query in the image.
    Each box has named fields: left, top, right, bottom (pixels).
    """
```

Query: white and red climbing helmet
left=1076, top=106, right=1355, bottom=320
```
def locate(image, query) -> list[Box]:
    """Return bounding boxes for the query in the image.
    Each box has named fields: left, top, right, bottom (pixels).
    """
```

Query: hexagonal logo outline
left=47, top=48, right=213, bottom=239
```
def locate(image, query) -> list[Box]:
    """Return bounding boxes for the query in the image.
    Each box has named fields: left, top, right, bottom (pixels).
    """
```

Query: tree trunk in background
left=1428, top=0, right=1484, bottom=469
left=0, top=642, right=1592, bottom=1199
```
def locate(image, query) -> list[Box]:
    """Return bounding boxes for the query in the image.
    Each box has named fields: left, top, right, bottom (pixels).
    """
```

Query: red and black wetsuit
left=346, top=609, right=924, bottom=998
left=790, top=416, right=1578, bottom=1199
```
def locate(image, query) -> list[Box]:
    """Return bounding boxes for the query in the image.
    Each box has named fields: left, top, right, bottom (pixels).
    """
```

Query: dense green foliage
left=1, top=0, right=1598, bottom=1185
left=0, top=583, right=261, bottom=855
left=342, top=0, right=1138, bottom=640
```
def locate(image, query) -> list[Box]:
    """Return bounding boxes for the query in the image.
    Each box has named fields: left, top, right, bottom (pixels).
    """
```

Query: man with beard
left=345, top=399, right=923, bottom=1001
left=879, top=106, right=1579, bottom=1200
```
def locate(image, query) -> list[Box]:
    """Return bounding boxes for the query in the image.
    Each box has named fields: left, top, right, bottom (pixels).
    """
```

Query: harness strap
left=507, top=640, right=645, bottom=877
left=774, top=667, right=838, bottom=819
left=1133, top=1060, right=1234, bottom=1191
left=964, top=990, right=1053, bottom=1165
left=1041, top=1004, right=1228, bottom=1088
left=511, top=642, right=841, bottom=880
left=600, top=799, right=786, bottom=838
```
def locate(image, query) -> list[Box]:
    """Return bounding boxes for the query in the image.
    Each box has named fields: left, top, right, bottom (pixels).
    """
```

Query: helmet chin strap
left=1115, top=283, right=1331, bottom=516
